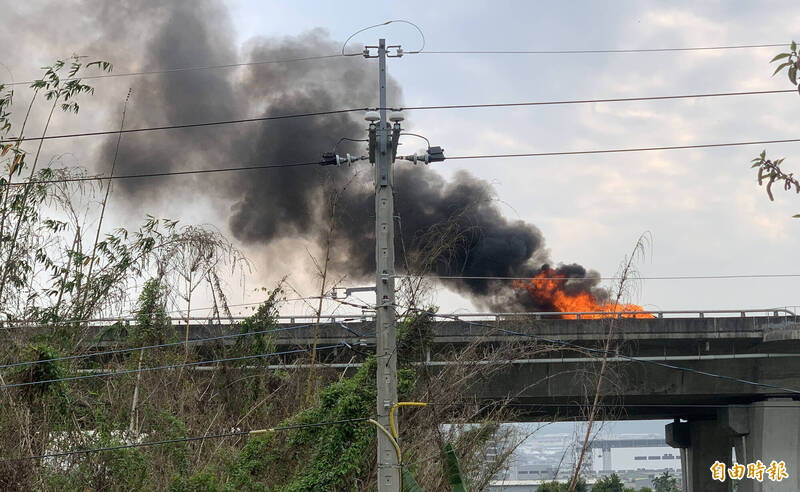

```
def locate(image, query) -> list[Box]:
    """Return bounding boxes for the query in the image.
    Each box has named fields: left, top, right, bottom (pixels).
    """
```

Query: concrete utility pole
left=373, top=38, right=399, bottom=492
left=323, top=38, right=444, bottom=491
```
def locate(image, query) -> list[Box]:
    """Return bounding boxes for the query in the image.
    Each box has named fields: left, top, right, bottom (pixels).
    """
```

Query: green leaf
left=772, top=61, right=791, bottom=76
left=771, top=53, right=791, bottom=62
left=792, top=214, right=800, bottom=218
left=792, top=41, right=797, bottom=52
left=790, top=65, right=798, bottom=85
left=443, top=442, right=468, bottom=492
left=402, top=468, right=424, bottom=492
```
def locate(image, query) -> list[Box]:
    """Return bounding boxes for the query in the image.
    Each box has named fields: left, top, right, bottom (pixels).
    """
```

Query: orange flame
left=513, top=268, right=653, bottom=319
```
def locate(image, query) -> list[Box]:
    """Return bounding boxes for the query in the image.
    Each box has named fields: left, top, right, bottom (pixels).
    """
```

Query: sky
left=1, top=0, right=799, bottom=318
left=229, top=1, right=800, bottom=314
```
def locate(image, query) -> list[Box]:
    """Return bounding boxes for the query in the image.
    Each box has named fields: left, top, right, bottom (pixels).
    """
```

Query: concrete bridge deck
left=34, top=309, right=795, bottom=420
left=11, top=310, right=800, bottom=422
left=68, top=308, right=798, bottom=349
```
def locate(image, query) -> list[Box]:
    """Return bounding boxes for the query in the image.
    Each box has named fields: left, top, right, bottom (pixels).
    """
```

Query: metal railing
left=0, top=307, right=795, bottom=329
left=782, top=305, right=800, bottom=323
left=433, top=307, right=797, bottom=322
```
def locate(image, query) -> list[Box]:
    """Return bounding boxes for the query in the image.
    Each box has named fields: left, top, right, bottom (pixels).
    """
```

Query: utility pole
left=323, top=37, right=445, bottom=492
left=372, top=38, right=399, bottom=492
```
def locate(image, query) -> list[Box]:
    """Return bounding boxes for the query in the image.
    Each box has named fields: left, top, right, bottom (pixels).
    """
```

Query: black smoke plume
left=80, top=0, right=604, bottom=310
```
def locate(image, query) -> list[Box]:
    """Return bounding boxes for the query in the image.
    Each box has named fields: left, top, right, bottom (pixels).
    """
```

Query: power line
left=0, top=295, right=326, bottom=321
left=0, top=323, right=314, bottom=370
left=3, top=160, right=321, bottom=186
left=20, top=400, right=785, bottom=464
left=0, top=311, right=358, bottom=329
left=501, top=328, right=800, bottom=395
left=0, top=417, right=369, bottom=462
left=447, top=137, right=800, bottom=161
left=421, top=43, right=789, bottom=55
left=140, top=296, right=325, bottom=317
left=395, top=273, right=800, bottom=281
left=1, top=108, right=366, bottom=144
left=0, top=343, right=344, bottom=390
left=342, top=19, right=425, bottom=56
left=2, top=42, right=787, bottom=88
left=398, top=89, right=796, bottom=111
left=158, top=296, right=326, bottom=315
left=8, top=136, right=800, bottom=188
left=0, top=297, right=327, bottom=330
left=2, top=54, right=348, bottom=87
left=4, top=88, right=795, bottom=146
left=399, top=306, right=800, bottom=396
left=424, top=401, right=800, bottom=410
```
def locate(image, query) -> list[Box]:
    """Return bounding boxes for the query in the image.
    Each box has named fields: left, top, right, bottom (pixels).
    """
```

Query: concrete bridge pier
left=666, top=419, right=733, bottom=491
left=730, top=399, right=800, bottom=492
left=666, top=399, right=800, bottom=492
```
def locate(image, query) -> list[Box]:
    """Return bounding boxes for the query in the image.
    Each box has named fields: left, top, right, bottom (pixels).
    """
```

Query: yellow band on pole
left=368, top=418, right=404, bottom=490
left=389, top=402, right=428, bottom=439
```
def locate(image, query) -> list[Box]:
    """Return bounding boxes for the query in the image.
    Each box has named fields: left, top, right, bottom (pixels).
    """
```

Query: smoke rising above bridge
left=86, top=0, right=620, bottom=311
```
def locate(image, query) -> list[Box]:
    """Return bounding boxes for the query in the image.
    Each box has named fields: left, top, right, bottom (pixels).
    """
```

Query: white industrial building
left=489, top=430, right=682, bottom=490
left=590, top=437, right=681, bottom=473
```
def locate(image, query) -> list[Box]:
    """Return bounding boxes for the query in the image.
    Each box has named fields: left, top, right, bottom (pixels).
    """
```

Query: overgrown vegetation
left=651, top=470, right=680, bottom=492
left=536, top=478, right=588, bottom=492
left=169, top=357, right=410, bottom=491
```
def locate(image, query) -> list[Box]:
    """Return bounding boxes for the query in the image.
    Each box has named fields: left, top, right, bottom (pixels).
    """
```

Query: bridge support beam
left=731, top=399, right=800, bottom=492
left=667, top=399, right=800, bottom=492
left=666, top=419, right=732, bottom=492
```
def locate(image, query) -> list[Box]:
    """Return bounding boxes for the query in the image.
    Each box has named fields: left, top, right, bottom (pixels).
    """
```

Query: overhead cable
left=1, top=54, right=346, bottom=87
left=0, top=344, right=344, bottom=390
left=2, top=160, right=321, bottom=186
left=0, top=323, right=314, bottom=370
left=398, top=89, right=796, bottom=111
left=2, top=42, right=787, bottom=88
left=424, top=401, right=800, bottom=410
left=6, top=138, right=800, bottom=188
left=0, top=294, right=328, bottom=324
left=342, top=19, right=425, bottom=55
left=1, top=108, right=367, bottom=144
left=447, top=137, right=800, bottom=160
left=4, top=88, right=796, bottom=145
left=158, top=296, right=327, bottom=316
left=399, top=306, right=800, bottom=396
left=0, top=417, right=369, bottom=462
left=394, top=273, right=800, bottom=281
left=421, top=43, right=789, bottom=55
left=498, top=327, right=800, bottom=395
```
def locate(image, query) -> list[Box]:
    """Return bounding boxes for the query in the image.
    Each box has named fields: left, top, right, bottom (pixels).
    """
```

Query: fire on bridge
left=513, top=267, right=653, bottom=319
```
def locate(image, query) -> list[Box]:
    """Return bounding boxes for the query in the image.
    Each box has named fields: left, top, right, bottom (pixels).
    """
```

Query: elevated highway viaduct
left=72, top=309, right=800, bottom=491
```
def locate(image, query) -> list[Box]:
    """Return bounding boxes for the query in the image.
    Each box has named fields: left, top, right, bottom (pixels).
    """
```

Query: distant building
left=513, top=463, right=566, bottom=481
left=590, top=437, right=681, bottom=473
left=489, top=430, right=681, bottom=490
left=491, top=432, right=578, bottom=485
